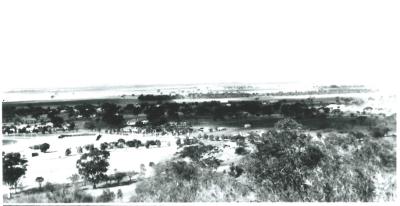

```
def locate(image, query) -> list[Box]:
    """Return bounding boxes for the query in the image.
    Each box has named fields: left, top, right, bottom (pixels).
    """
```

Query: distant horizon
left=3, top=80, right=375, bottom=93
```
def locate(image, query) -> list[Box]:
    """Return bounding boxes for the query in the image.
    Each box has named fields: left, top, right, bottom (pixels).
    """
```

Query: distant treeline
left=187, top=92, right=254, bottom=99
left=3, top=100, right=333, bottom=126
left=137, top=94, right=183, bottom=101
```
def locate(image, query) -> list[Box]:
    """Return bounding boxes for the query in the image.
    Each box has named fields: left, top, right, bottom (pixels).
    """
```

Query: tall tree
left=3, top=152, right=28, bottom=195
left=76, top=148, right=110, bottom=189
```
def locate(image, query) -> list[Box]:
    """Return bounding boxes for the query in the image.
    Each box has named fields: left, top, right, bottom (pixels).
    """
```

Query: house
left=244, top=124, right=252, bottom=129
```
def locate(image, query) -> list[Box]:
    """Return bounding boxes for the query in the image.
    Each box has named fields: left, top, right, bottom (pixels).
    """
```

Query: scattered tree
left=40, top=143, right=50, bottom=153
left=35, top=176, right=44, bottom=189
left=76, top=148, right=110, bottom=189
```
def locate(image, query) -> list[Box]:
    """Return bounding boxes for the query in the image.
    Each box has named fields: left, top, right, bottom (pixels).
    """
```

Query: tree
left=65, top=148, right=72, bottom=156
left=3, top=152, right=28, bottom=195
left=76, top=148, right=110, bottom=189
left=68, top=173, right=80, bottom=185
left=50, top=116, right=64, bottom=128
left=126, top=171, right=138, bottom=182
left=100, top=142, right=108, bottom=150
left=68, top=121, right=76, bottom=130
left=139, top=164, right=146, bottom=179
left=40, top=143, right=50, bottom=153
left=101, top=103, right=125, bottom=128
left=114, top=172, right=127, bottom=185
left=35, top=176, right=44, bottom=189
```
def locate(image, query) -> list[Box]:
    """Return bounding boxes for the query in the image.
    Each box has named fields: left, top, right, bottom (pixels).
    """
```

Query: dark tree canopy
left=3, top=152, right=28, bottom=189
left=40, top=143, right=50, bottom=153
left=76, top=148, right=110, bottom=189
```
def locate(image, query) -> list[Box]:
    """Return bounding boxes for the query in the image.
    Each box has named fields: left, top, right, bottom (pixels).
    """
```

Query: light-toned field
left=2, top=133, right=179, bottom=191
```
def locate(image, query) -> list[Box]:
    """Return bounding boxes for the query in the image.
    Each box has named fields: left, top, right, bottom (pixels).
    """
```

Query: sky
left=0, top=0, right=399, bottom=91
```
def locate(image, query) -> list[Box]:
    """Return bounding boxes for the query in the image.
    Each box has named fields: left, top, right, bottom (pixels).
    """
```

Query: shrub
left=96, top=189, right=115, bottom=202
left=235, top=147, right=248, bottom=155
left=228, top=164, right=244, bottom=178
left=199, top=157, right=222, bottom=169
left=131, top=161, right=252, bottom=202
left=274, top=118, right=302, bottom=130
left=301, top=146, right=324, bottom=168
left=65, top=148, right=71, bottom=156
left=76, top=146, right=83, bottom=154
left=40, top=143, right=50, bottom=153
left=178, top=144, right=217, bottom=162
left=45, top=185, right=94, bottom=203
left=100, top=142, right=108, bottom=150
left=83, top=144, right=94, bottom=151
left=370, top=126, right=390, bottom=138
left=117, top=189, right=123, bottom=199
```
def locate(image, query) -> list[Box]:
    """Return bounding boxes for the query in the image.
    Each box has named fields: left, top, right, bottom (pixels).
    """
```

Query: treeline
left=138, top=94, right=183, bottom=101
left=187, top=92, right=254, bottom=99
left=3, top=99, right=382, bottom=130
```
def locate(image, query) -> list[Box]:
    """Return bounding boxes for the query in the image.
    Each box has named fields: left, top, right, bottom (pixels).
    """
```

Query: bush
left=117, top=189, right=123, bottom=199
left=40, top=143, right=50, bottom=153
left=228, top=164, right=244, bottom=178
left=235, top=147, right=248, bottom=155
left=170, top=161, right=198, bottom=181
left=199, top=157, right=222, bottom=169
left=178, top=144, right=217, bottom=162
left=131, top=161, right=252, bottom=202
left=65, top=148, right=71, bottom=156
left=100, top=142, right=108, bottom=150
left=274, top=118, right=302, bottom=130
left=83, top=144, right=94, bottom=151
left=96, top=189, right=115, bottom=202
left=301, top=146, right=324, bottom=168
left=370, top=126, right=390, bottom=138
left=45, top=184, right=94, bottom=203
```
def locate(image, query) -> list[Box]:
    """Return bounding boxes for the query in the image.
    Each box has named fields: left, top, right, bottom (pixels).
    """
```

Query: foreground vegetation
left=128, top=119, right=396, bottom=202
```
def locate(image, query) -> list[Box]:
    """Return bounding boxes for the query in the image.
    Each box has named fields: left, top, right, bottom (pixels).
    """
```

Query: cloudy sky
left=0, top=0, right=399, bottom=91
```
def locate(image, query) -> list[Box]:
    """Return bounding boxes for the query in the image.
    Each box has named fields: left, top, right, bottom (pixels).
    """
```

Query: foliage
left=235, top=147, right=249, bottom=155
left=35, top=177, right=44, bottom=189
left=370, top=125, right=390, bottom=138
left=117, top=189, right=123, bottom=199
left=65, top=148, right=71, bottom=156
left=40, top=143, right=50, bottom=153
left=2, top=152, right=28, bottom=191
left=178, top=143, right=217, bottom=162
left=45, top=184, right=94, bottom=203
left=76, top=148, right=110, bottom=189
left=114, top=172, right=127, bottom=185
left=274, top=118, right=302, bottom=130
left=131, top=161, right=252, bottom=202
left=96, top=189, right=115, bottom=202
